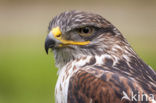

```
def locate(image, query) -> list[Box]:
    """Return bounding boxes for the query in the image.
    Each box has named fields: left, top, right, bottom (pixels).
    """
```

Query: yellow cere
left=51, top=26, right=90, bottom=46
left=52, top=26, right=62, bottom=37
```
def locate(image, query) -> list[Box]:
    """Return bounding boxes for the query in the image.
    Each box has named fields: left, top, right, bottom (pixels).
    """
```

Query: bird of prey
left=45, top=10, right=156, bottom=103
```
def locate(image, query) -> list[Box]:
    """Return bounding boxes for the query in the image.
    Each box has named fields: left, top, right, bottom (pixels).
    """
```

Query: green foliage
left=0, top=34, right=57, bottom=103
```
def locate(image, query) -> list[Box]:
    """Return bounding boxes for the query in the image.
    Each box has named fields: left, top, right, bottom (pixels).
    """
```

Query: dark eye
left=81, top=27, right=90, bottom=33
left=79, top=27, right=94, bottom=37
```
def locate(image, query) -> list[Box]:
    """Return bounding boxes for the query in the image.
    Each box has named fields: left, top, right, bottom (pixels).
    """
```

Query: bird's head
left=45, top=10, right=130, bottom=68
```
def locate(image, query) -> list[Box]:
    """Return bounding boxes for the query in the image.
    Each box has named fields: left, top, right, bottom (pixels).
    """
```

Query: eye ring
left=79, top=27, right=94, bottom=37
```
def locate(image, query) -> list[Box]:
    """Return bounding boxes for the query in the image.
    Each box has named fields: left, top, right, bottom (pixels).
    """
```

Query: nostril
left=56, top=34, right=61, bottom=37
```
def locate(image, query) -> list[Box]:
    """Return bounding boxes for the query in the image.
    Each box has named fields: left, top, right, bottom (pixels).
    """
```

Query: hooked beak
left=45, top=35, right=55, bottom=54
left=45, top=32, right=61, bottom=54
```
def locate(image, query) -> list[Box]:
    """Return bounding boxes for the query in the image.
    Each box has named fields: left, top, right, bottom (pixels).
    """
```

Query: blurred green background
left=0, top=0, right=156, bottom=103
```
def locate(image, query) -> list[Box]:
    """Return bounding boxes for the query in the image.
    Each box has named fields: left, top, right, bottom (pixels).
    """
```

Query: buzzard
left=45, top=11, right=156, bottom=103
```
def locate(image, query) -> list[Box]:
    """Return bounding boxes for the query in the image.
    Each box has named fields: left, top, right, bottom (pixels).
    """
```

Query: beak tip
left=45, top=43, right=49, bottom=54
left=45, top=49, right=49, bottom=54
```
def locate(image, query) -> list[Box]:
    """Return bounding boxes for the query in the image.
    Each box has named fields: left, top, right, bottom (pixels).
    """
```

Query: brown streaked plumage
left=45, top=10, right=156, bottom=103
